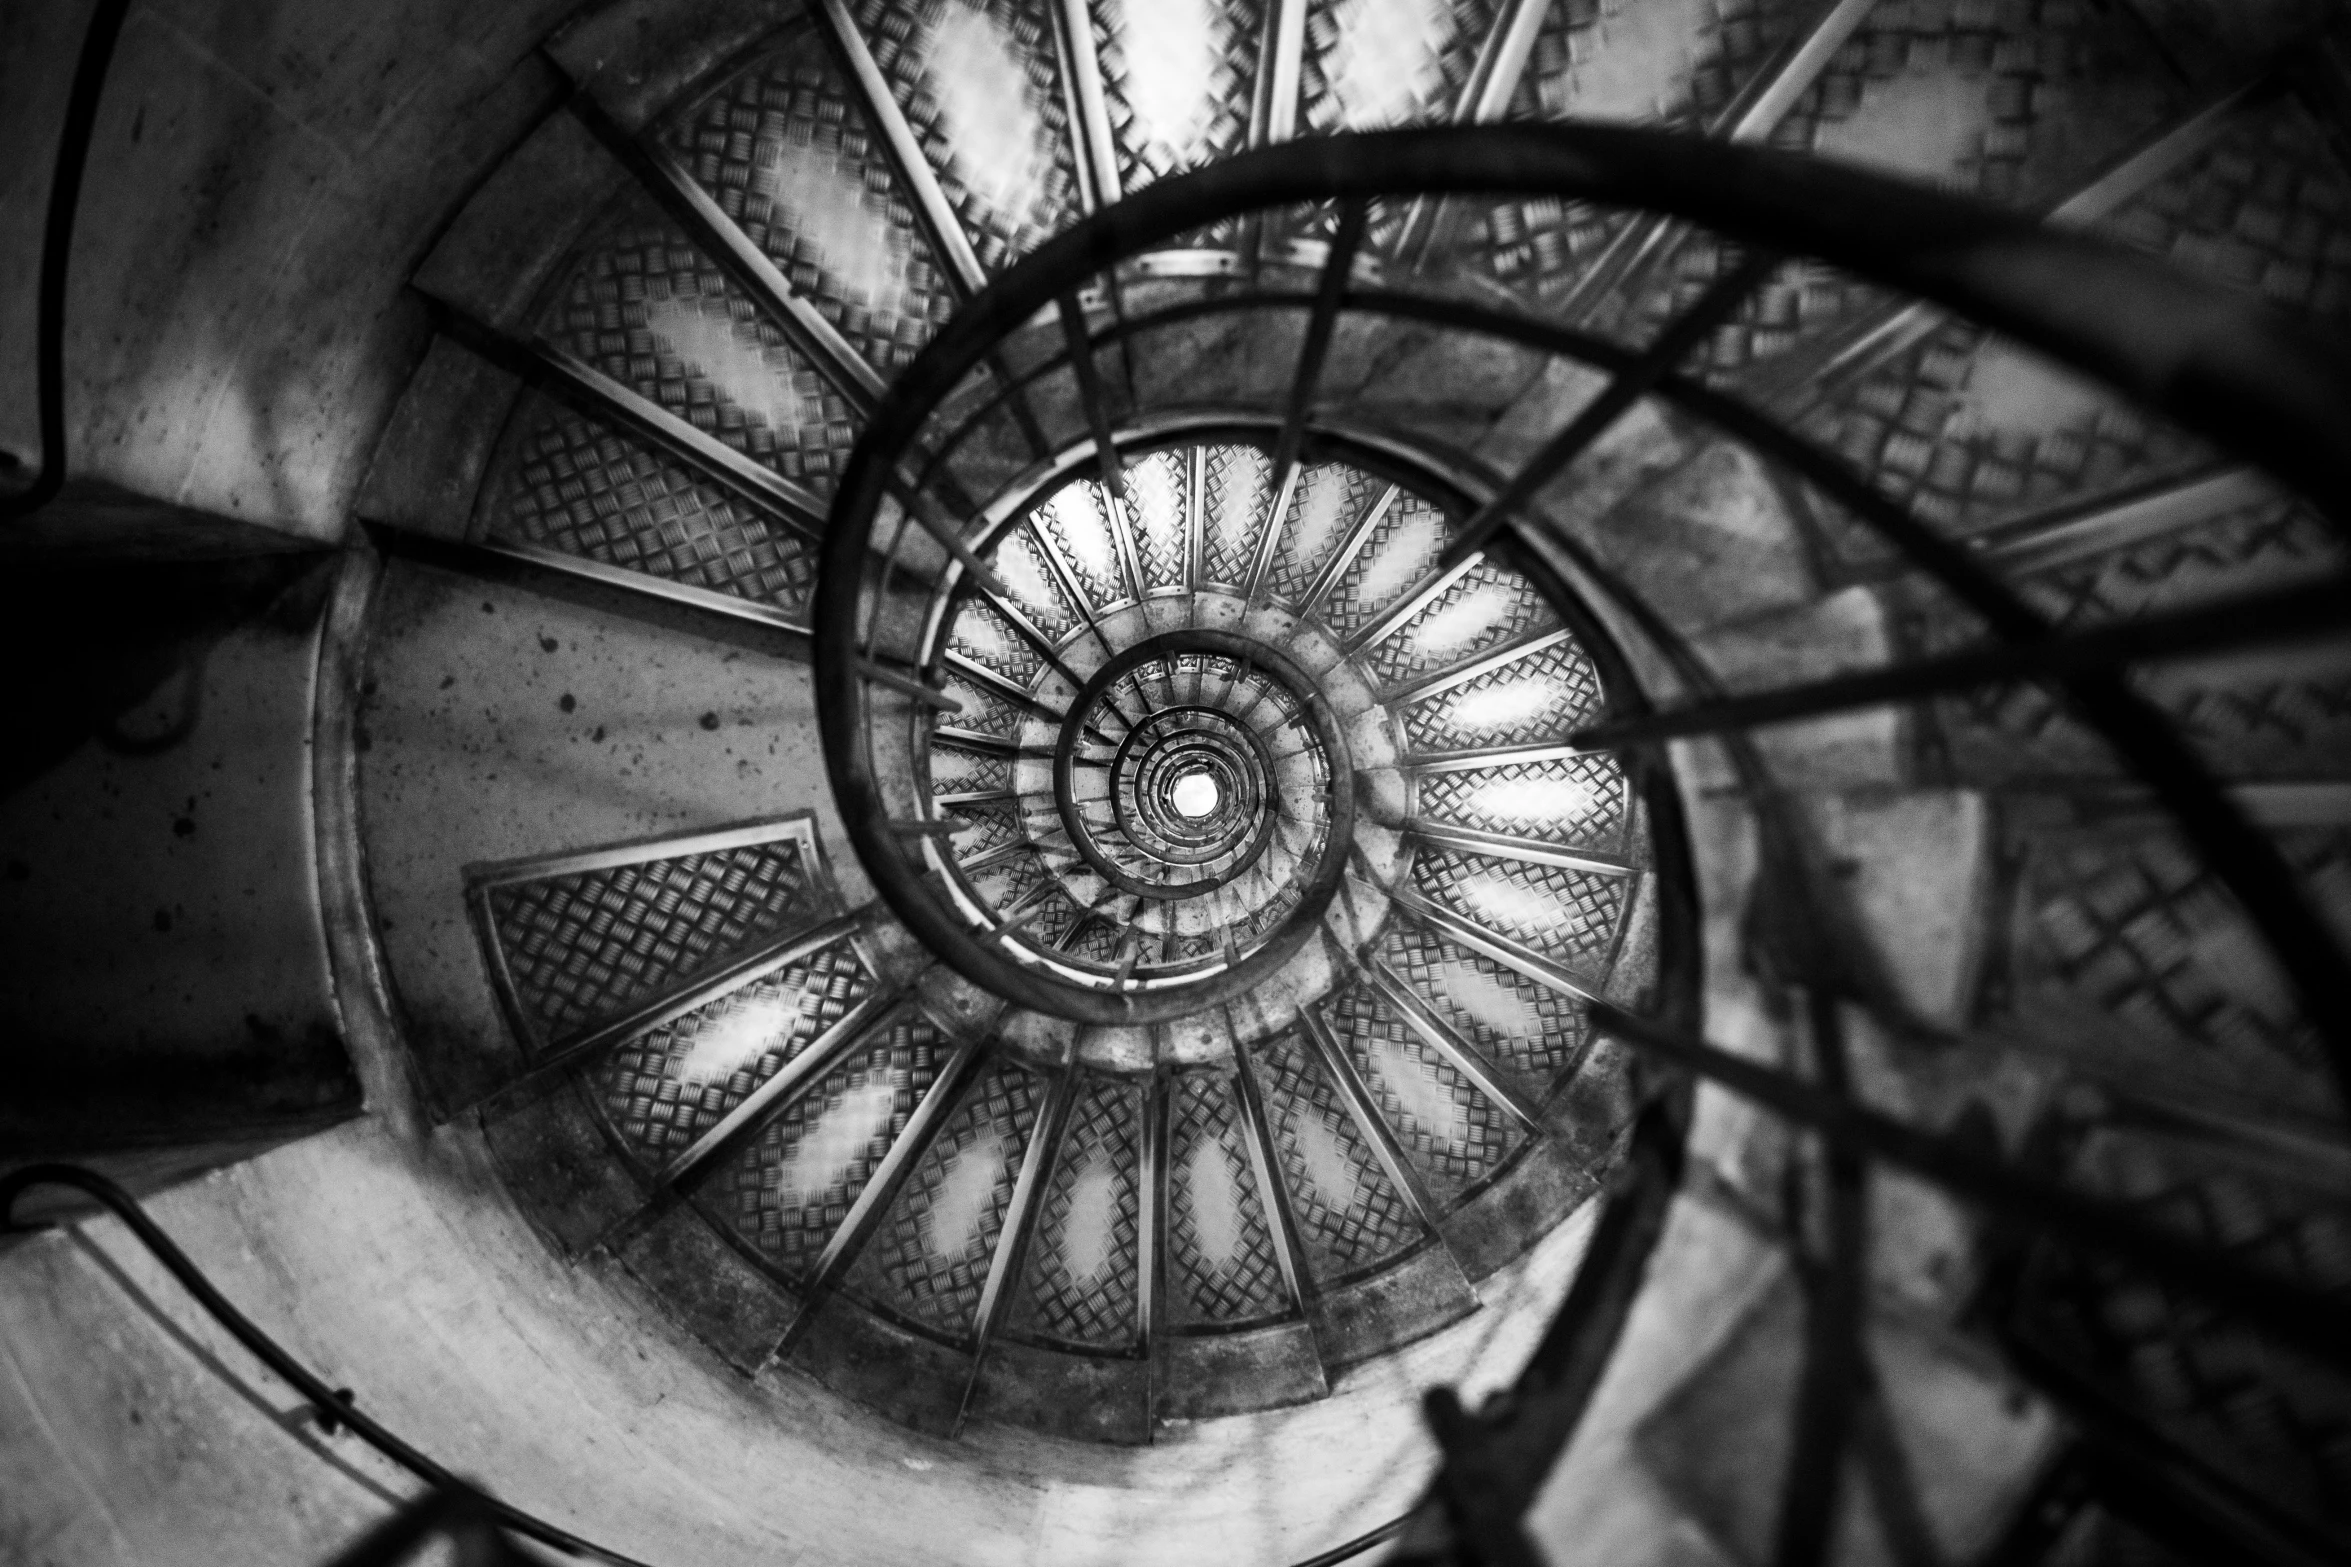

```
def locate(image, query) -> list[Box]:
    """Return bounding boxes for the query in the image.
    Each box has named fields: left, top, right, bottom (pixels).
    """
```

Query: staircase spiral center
left=1168, top=770, right=1219, bottom=819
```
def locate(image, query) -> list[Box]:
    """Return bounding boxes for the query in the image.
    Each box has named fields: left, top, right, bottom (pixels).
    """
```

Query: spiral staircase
left=7, top=0, right=2351, bottom=1564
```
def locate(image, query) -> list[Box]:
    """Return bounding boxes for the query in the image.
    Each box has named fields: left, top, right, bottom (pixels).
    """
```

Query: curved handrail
left=3, top=1162, right=1420, bottom=1567
left=0, top=0, right=134, bottom=521
left=0, top=1164, right=654, bottom=1567
left=816, top=123, right=2351, bottom=1108
left=809, top=124, right=2351, bottom=1565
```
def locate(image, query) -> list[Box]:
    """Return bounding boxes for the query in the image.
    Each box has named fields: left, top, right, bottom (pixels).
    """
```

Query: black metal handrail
left=810, top=125, right=2351, bottom=1565
left=0, top=1165, right=655, bottom=1567
left=0, top=0, right=134, bottom=521
left=817, top=126, right=2351, bottom=1102
left=3, top=1162, right=1417, bottom=1567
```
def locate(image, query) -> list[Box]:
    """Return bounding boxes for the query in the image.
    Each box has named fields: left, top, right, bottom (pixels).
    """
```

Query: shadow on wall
left=0, top=510, right=359, bottom=1206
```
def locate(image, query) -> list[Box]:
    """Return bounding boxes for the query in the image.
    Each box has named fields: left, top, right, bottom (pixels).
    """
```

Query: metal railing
left=810, top=125, right=2351, bottom=1565
left=8, top=121, right=2349, bottom=1567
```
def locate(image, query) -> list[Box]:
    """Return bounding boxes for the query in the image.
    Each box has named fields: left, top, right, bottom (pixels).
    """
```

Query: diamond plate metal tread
left=535, top=187, right=864, bottom=495
left=1201, top=443, right=1273, bottom=589
left=1925, top=495, right=2351, bottom=782
left=1090, top=0, right=1260, bottom=195
left=1409, top=847, right=1628, bottom=976
left=2097, top=94, right=2351, bottom=333
left=927, top=745, right=1014, bottom=799
left=1009, top=1075, right=1143, bottom=1351
left=850, top=0, right=1083, bottom=274
left=1262, top=463, right=1382, bottom=610
left=1417, top=752, right=1629, bottom=852
left=1366, top=559, right=1559, bottom=687
left=987, top=527, right=1083, bottom=643
left=2014, top=1129, right=2351, bottom=1533
left=844, top=1058, right=1043, bottom=1338
left=2003, top=824, right=2339, bottom=1090
left=483, top=839, right=823, bottom=1048
left=664, top=40, right=957, bottom=377
left=1466, top=0, right=1816, bottom=297
left=945, top=800, right=1021, bottom=861
left=1118, top=448, right=1191, bottom=591
left=591, top=943, right=874, bottom=1163
left=968, top=852, right=1089, bottom=948
left=1375, top=918, right=1587, bottom=1091
left=1302, top=0, right=1500, bottom=133
left=479, top=394, right=819, bottom=615
left=948, top=598, right=1046, bottom=690
left=1794, top=318, right=2215, bottom=555
left=1321, top=493, right=1450, bottom=642
left=1246, top=1029, right=1424, bottom=1284
left=1060, top=918, right=1126, bottom=964
left=938, top=670, right=1023, bottom=738
left=710, top=1009, right=944, bottom=1274
left=1665, top=0, right=2185, bottom=379
left=1398, top=637, right=1607, bottom=754
left=1323, top=977, right=1519, bottom=1206
left=1167, top=1070, right=1293, bottom=1326
left=1035, top=480, right=1132, bottom=611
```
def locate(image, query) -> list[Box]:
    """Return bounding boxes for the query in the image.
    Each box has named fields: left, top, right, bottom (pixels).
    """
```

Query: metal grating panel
left=1418, top=753, right=1628, bottom=851
left=851, top=0, right=1082, bottom=272
left=1062, top=918, right=1125, bottom=964
left=1090, top=0, right=1260, bottom=193
left=536, top=193, right=861, bottom=493
left=1249, top=1031, right=1422, bottom=1282
left=2102, top=96, right=2351, bottom=333
left=2017, top=1128, right=2351, bottom=1529
left=1201, top=443, right=1272, bottom=588
left=666, top=44, right=956, bottom=375
left=483, top=397, right=816, bottom=614
left=1325, top=979, right=1517, bottom=1201
left=1366, top=558, right=1558, bottom=687
left=1932, top=495, right=2351, bottom=782
left=1013, top=1076, right=1142, bottom=1350
left=1119, top=448, right=1191, bottom=590
left=1796, top=318, right=2212, bottom=548
left=483, top=839, right=819, bottom=1047
left=945, top=799, right=1021, bottom=860
left=2008, top=826, right=2336, bottom=1084
left=592, top=943, right=871, bottom=1160
left=948, top=599, right=1047, bottom=689
left=1468, top=0, right=1816, bottom=296
left=939, top=671, right=1023, bottom=737
left=1262, top=463, right=1380, bottom=609
left=1034, top=481, right=1130, bottom=610
left=714, top=1010, right=942, bottom=1272
left=1377, top=919, right=1587, bottom=1088
left=1656, top=0, right=2183, bottom=379
left=1301, top=0, right=1496, bottom=134
left=1399, top=638, right=1606, bottom=753
left=1320, top=494, right=1449, bottom=641
left=988, top=527, right=1084, bottom=643
left=1167, top=1071, right=1290, bottom=1324
left=1410, top=848, right=1626, bottom=974
left=847, top=1059, right=1041, bottom=1337
left=928, top=746, right=1014, bottom=797
left=968, top=852, right=1088, bottom=948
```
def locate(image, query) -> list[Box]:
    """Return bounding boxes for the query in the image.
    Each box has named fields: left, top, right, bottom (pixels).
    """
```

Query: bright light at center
left=1170, top=772, right=1221, bottom=818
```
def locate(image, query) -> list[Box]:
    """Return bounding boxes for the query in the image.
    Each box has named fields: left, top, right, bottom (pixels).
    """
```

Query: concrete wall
left=0, top=0, right=576, bottom=539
